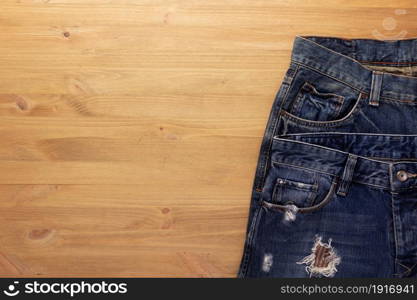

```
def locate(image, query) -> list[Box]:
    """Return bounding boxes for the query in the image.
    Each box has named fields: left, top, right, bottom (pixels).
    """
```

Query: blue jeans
left=238, top=36, right=417, bottom=278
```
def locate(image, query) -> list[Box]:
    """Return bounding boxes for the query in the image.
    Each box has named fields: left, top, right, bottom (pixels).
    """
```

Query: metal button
left=397, top=170, right=408, bottom=182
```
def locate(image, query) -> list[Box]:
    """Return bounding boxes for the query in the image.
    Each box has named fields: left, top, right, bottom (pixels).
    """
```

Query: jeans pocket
left=290, top=82, right=345, bottom=121
left=262, top=161, right=337, bottom=215
left=280, top=66, right=365, bottom=127
left=271, top=177, right=318, bottom=208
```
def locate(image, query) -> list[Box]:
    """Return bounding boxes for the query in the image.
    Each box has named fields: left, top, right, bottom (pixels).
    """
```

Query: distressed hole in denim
left=283, top=204, right=299, bottom=222
left=262, top=253, right=273, bottom=272
left=296, top=236, right=341, bottom=277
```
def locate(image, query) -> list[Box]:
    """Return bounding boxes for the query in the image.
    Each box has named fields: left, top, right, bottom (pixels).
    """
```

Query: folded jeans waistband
left=291, top=36, right=417, bottom=102
left=272, top=134, right=417, bottom=191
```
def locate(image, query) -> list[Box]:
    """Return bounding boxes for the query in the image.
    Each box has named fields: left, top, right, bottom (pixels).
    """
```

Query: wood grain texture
left=0, top=0, right=416, bottom=277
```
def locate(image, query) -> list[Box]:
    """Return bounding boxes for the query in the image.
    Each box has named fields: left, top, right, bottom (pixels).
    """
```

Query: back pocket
left=290, top=82, right=345, bottom=121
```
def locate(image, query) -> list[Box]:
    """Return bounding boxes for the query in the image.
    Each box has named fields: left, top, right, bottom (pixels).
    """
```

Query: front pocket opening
left=280, top=92, right=365, bottom=127
left=290, top=82, right=345, bottom=122
left=271, top=176, right=318, bottom=208
left=262, top=180, right=338, bottom=221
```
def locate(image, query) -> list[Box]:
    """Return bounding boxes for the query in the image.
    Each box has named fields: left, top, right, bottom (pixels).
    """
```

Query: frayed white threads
left=262, top=253, right=273, bottom=272
left=296, top=236, right=341, bottom=277
left=283, top=204, right=299, bottom=222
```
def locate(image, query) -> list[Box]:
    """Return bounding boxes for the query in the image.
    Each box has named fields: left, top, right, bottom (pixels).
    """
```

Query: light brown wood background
left=0, top=0, right=416, bottom=278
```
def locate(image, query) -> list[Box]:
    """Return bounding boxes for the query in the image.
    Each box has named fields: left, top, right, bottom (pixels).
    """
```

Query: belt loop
left=369, top=71, right=383, bottom=106
left=336, top=154, right=358, bottom=197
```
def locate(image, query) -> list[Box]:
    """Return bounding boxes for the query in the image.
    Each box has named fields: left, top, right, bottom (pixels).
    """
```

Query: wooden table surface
left=0, top=0, right=416, bottom=277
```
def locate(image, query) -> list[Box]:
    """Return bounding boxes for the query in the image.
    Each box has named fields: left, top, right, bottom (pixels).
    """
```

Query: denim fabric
left=238, top=36, right=417, bottom=278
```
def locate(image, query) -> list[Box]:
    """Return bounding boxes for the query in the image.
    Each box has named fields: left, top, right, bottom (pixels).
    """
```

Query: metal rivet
left=397, top=170, right=408, bottom=182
